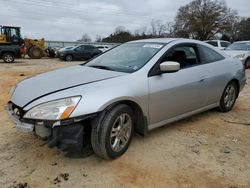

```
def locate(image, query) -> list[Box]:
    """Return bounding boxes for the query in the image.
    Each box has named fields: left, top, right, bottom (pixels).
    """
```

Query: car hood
left=11, top=65, right=127, bottom=107
left=223, top=50, right=249, bottom=57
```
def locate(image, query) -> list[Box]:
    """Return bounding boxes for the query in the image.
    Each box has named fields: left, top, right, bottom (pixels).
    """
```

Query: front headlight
left=24, top=96, right=81, bottom=120
left=234, top=54, right=245, bottom=59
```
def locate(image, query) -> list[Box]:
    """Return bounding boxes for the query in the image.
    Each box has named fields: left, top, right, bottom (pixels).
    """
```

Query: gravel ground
left=0, top=58, right=249, bottom=188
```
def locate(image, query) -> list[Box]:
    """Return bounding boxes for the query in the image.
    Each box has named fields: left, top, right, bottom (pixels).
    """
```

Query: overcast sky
left=1, top=0, right=249, bottom=41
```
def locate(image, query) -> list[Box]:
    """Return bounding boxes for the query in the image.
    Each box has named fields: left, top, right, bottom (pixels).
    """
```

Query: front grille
left=9, top=102, right=25, bottom=118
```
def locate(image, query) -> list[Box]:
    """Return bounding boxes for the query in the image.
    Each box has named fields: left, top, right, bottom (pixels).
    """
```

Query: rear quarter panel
left=204, top=57, right=245, bottom=105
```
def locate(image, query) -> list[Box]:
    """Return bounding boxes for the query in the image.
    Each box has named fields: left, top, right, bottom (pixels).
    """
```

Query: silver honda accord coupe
left=6, top=38, right=246, bottom=159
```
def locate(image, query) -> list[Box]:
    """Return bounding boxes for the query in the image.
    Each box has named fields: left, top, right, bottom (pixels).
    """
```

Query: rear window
left=206, top=41, right=218, bottom=47
left=221, top=42, right=230, bottom=48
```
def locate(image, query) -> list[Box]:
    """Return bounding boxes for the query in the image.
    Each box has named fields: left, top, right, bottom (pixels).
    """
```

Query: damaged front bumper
left=5, top=103, right=34, bottom=132
left=5, top=102, right=94, bottom=156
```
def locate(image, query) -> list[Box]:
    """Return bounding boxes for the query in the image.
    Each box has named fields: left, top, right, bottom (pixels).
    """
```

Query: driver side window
left=160, top=45, right=199, bottom=69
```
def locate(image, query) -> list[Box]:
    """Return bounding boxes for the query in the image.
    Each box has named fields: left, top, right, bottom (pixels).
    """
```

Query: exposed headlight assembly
left=24, top=96, right=81, bottom=120
left=234, top=54, right=245, bottom=58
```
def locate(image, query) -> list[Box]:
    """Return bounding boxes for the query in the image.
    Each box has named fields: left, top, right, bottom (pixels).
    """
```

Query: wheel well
left=1, top=51, right=14, bottom=58
left=231, top=79, right=240, bottom=98
left=106, top=100, right=148, bottom=136
left=64, top=54, right=73, bottom=60
left=245, top=57, right=250, bottom=67
left=66, top=54, right=73, bottom=57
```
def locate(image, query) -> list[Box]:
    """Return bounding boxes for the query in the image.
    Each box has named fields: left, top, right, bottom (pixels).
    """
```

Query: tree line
left=77, top=0, right=250, bottom=43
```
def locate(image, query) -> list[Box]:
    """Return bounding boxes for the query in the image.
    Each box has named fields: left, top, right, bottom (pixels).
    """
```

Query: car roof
left=204, top=40, right=230, bottom=42
left=127, top=38, right=229, bottom=58
left=234, top=41, right=250, bottom=43
left=128, top=38, right=183, bottom=44
left=128, top=38, right=221, bottom=45
left=76, top=44, right=95, bottom=47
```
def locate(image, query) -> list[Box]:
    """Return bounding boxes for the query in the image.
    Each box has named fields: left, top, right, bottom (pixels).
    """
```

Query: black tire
left=218, top=81, right=238, bottom=112
left=65, top=54, right=73, bottom=61
left=2, top=53, right=15, bottom=63
left=28, top=46, right=43, bottom=59
left=245, top=58, right=250, bottom=69
left=91, top=104, right=134, bottom=159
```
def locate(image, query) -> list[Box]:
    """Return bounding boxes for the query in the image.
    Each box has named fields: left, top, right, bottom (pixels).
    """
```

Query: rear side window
left=221, top=42, right=230, bottom=48
left=199, top=45, right=224, bottom=64
left=85, top=45, right=95, bottom=50
left=206, top=41, right=218, bottom=47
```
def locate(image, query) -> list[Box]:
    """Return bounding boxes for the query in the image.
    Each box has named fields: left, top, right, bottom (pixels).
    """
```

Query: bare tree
left=235, top=17, right=250, bottom=41
left=114, top=26, right=126, bottom=35
left=156, top=21, right=166, bottom=36
left=95, top=35, right=102, bottom=42
left=165, top=22, right=175, bottom=37
left=150, top=19, right=158, bottom=36
left=150, top=19, right=167, bottom=36
left=134, top=26, right=147, bottom=36
left=77, top=33, right=92, bottom=42
left=174, top=0, right=238, bottom=40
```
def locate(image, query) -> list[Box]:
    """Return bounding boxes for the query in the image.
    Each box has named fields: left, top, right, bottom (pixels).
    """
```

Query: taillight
left=19, top=47, right=24, bottom=54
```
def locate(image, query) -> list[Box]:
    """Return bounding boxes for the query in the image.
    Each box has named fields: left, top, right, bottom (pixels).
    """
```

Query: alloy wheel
left=223, top=83, right=236, bottom=109
left=110, top=113, right=132, bottom=152
left=4, top=54, right=14, bottom=63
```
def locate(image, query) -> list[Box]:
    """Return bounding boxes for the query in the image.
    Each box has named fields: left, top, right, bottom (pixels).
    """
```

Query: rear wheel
left=2, top=53, right=15, bottom=63
left=91, top=104, right=134, bottom=159
left=219, top=81, right=238, bottom=112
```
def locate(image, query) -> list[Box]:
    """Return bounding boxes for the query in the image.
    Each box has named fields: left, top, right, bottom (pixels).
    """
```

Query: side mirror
left=160, top=61, right=180, bottom=73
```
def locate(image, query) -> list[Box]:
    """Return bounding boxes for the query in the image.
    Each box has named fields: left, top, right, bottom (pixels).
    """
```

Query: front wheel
left=218, top=81, right=238, bottom=112
left=91, top=104, right=134, bottom=159
left=65, top=54, right=73, bottom=61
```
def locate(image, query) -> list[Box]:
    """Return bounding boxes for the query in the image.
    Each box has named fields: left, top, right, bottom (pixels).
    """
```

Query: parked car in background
left=224, top=41, right=250, bottom=69
left=205, top=40, right=231, bottom=50
left=0, top=45, right=24, bottom=63
left=6, top=38, right=246, bottom=159
left=96, top=45, right=110, bottom=52
left=59, top=44, right=102, bottom=61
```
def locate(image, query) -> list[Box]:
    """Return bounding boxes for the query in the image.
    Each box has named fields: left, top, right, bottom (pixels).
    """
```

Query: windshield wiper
left=89, top=65, right=113, bottom=71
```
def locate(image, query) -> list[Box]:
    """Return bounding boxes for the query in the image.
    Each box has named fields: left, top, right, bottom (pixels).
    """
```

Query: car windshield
left=84, top=42, right=164, bottom=73
left=225, top=42, right=250, bottom=51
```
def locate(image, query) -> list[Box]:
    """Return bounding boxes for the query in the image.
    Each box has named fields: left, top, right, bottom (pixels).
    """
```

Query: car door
left=83, top=45, right=95, bottom=59
left=74, top=46, right=84, bottom=59
left=148, top=44, right=208, bottom=126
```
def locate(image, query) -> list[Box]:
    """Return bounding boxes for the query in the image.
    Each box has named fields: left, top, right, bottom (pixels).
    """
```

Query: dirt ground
left=0, top=58, right=249, bottom=188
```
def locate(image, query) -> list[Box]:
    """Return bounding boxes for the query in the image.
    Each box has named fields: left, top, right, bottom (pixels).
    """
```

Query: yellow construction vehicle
left=0, top=25, right=52, bottom=59
left=24, top=38, right=45, bottom=59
